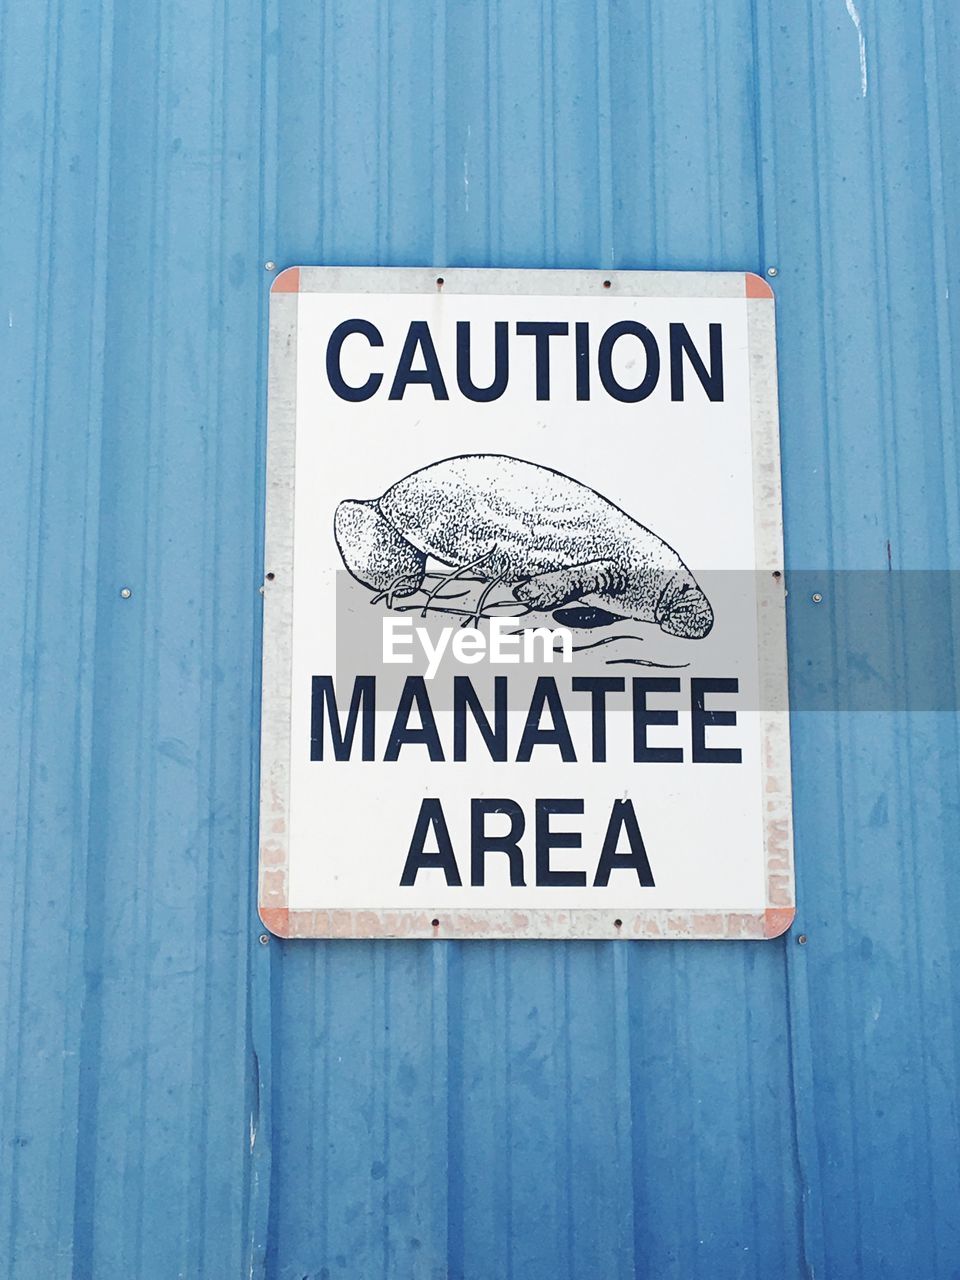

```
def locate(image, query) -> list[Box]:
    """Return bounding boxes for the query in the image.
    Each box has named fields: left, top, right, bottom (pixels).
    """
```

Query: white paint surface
left=845, top=0, right=868, bottom=98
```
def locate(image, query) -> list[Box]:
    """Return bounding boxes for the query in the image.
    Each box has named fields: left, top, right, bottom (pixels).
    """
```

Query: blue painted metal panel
left=2, top=0, right=958, bottom=1276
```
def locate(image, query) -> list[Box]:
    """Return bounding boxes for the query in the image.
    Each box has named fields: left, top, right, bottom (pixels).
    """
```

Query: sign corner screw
left=811, top=592, right=823, bottom=603
left=797, top=934, right=808, bottom=945
left=259, top=933, right=270, bottom=945
left=120, top=587, right=132, bottom=599
left=766, top=266, right=778, bottom=277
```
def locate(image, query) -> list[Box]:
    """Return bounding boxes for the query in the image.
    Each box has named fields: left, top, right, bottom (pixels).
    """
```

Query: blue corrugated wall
left=2, top=0, right=959, bottom=1276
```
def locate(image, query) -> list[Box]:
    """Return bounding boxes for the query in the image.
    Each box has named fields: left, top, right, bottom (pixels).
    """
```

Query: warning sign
left=259, top=268, right=794, bottom=939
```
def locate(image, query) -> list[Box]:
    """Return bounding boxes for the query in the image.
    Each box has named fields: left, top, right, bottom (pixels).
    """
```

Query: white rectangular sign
left=259, top=267, right=794, bottom=939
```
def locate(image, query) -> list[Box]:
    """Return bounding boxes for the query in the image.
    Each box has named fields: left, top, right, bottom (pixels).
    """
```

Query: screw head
left=797, top=934, right=808, bottom=945
left=812, top=592, right=823, bottom=603
left=120, top=587, right=132, bottom=599
left=767, top=266, right=779, bottom=277
left=259, top=933, right=269, bottom=945
left=264, top=260, right=276, bottom=271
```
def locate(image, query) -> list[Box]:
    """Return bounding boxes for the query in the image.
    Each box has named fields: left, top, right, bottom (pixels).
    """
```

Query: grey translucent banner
left=316, top=569, right=960, bottom=713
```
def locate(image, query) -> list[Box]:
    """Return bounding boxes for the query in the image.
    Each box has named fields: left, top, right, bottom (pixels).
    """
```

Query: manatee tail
left=334, top=499, right=426, bottom=595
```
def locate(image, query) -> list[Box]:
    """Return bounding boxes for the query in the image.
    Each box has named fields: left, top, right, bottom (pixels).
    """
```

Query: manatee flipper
left=513, top=560, right=627, bottom=612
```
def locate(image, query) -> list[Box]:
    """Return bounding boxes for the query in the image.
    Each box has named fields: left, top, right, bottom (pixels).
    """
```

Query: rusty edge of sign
left=258, top=268, right=795, bottom=941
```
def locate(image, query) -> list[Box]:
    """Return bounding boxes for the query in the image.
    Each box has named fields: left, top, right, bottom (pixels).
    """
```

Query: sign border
left=258, top=267, right=795, bottom=940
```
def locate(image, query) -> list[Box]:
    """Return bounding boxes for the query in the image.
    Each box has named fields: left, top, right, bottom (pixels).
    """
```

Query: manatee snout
left=657, top=578, right=714, bottom=639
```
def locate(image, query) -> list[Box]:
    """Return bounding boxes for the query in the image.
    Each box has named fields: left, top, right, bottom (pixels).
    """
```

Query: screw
left=614, top=918, right=623, bottom=929
left=812, top=592, right=823, bottom=603
left=602, top=279, right=612, bottom=289
left=431, top=918, right=440, bottom=928
left=259, top=933, right=269, bottom=945
left=797, top=934, right=808, bottom=945
left=766, top=266, right=778, bottom=277
left=264, top=260, right=276, bottom=271
left=120, top=587, right=132, bottom=599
